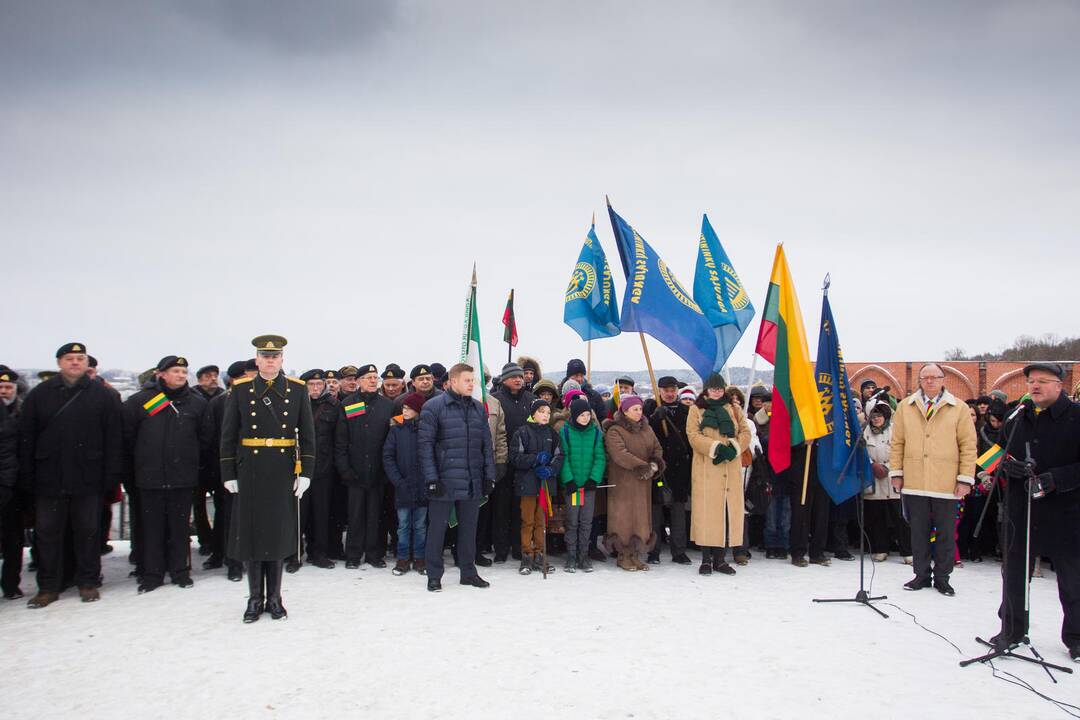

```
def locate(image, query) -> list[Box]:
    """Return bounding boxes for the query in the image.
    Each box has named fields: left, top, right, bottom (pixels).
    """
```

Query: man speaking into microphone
left=991, top=362, right=1080, bottom=662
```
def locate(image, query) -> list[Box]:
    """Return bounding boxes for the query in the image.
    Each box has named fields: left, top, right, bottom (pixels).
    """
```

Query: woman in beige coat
left=686, top=373, right=751, bottom=576
left=603, top=395, right=666, bottom=571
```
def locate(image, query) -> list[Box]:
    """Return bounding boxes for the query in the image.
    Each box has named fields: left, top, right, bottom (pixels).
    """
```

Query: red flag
left=502, top=289, right=518, bottom=347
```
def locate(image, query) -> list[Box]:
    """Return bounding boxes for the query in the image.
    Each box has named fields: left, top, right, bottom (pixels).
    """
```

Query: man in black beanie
left=491, top=362, right=536, bottom=561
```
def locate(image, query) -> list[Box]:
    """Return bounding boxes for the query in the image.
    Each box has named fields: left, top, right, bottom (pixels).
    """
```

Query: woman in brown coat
left=686, top=373, right=751, bottom=576
left=603, top=395, right=666, bottom=571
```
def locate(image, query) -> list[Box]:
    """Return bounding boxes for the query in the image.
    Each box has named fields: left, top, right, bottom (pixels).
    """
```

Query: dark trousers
left=127, top=487, right=144, bottom=573
left=491, top=476, right=520, bottom=557
left=1, top=492, right=25, bottom=594
left=789, top=478, right=829, bottom=559
left=864, top=499, right=911, bottom=555
left=378, top=483, right=396, bottom=557
left=905, top=494, right=957, bottom=581
left=299, top=476, right=331, bottom=561
left=101, top=501, right=112, bottom=549
left=477, top=493, right=493, bottom=553
left=346, top=484, right=385, bottom=562
left=999, top=494, right=1080, bottom=648
left=652, top=501, right=688, bottom=557
left=425, top=499, right=480, bottom=582
left=328, top=481, right=348, bottom=558
left=140, top=488, right=193, bottom=582
left=192, top=488, right=212, bottom=548
left=35, top=493, right=102, bottom=593
left=210, top=487, right=235, bottom=562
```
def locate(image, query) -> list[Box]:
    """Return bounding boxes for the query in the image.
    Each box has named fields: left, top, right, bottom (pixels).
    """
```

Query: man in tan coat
left=889, top=363, right=977, bottom=596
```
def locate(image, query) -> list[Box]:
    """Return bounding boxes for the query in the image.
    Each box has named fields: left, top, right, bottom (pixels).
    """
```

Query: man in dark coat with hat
left=334, top=363, right=395, bottom=569
left=648, top=375, right=693, bottom=564
left=203, top=360, right=254, bottom=581
left=0, top=365, right=25, bottom=599
left=122, top=355, right=214, bottom=592
left=491, top=361, right=536, bottom=562
left=220, top=335, right=314, bottom=623
left=289, top=369, right=338, bottom=571
left=990, top=363, right=1080, bottom=662
left=20, top=343, right=124, bottom=608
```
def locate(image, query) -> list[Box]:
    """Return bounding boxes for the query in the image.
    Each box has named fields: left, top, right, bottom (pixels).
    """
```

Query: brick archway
left=941, top=364, right=976, bottom=399
left=849, top=364, right=905, bottom=397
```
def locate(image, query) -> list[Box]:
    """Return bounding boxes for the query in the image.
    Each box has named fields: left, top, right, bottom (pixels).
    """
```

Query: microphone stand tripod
left=813, top=436, right=888, bottom=618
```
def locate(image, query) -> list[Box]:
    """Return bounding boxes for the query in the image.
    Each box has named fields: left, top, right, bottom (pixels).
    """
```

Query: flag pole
left=801, top=441, right=812, bottom=505
left=638, top=333, right=659, bottom=398
left=742, top=353, right=759, bottom=415
left=587, top=340, right=592, bottom=383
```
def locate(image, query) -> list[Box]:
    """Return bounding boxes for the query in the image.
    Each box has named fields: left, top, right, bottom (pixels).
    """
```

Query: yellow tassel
left=294, top=460, right=301, bottom=475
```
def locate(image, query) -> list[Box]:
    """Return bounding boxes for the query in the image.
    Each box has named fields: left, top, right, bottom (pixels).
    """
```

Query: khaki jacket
left=888, top=390, right=977, bottom=499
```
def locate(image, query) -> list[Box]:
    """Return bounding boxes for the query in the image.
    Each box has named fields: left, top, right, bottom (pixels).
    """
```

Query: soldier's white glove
left=294, top=477, right=311, bottom=499
left=224, top=480, right=239, bottom=494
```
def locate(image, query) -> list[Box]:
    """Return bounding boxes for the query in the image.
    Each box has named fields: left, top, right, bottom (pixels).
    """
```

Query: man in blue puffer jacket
left=418, top=363, right=496, bottom=592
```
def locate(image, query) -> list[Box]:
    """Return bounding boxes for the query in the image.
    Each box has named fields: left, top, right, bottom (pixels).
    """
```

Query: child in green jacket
left=559, top=397, right=606, bottom=572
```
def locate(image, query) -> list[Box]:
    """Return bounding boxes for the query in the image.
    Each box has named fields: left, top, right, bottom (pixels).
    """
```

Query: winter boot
left=533, top=553, right=555, bottom=574
left=578, top=549, right=594, bottom=573
left=264, top=560, right=287, bottom=620
left=243, top=561, right=264, bottom=624
left=617, top=552, right=637, bottom=571
left=392, top=559, right=410, bottom=576
left=412, top=559, right=426, bottom=575
left=519, top=556, right=533, bottom=575
left=630, top=553, right=649, bottom=572
left=713, top=549, right=736, bottom=575
left=699, top=548, right=713, bottom=575
left=564, top=555, right=577, bottom=573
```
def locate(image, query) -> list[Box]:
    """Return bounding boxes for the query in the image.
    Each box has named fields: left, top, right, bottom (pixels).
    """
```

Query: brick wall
left=845, top=361, right=1077, bottom=401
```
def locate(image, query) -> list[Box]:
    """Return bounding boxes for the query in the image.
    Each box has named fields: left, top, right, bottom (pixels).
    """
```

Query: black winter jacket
left=649, top=401, right=692, bottom=502
left=509, top=421, right=564, bottom=497
left=383, top=418, right=426, bottom=508
left=0, top=402, right=16, bottom=493
left=334, top=391, right=394, bottom=488
left=18, top=374, right=124, bottom=496
left=123, top=382, right=214, bottom=491
left=418, top=389, right=495, bottom=501
left=311, top=393, right=339, bottom=482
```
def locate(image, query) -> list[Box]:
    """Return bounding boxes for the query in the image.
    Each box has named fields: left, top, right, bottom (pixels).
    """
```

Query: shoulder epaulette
left=233, top=377, right=254, bottom=385
left=287, top=376, right=306, bottom=386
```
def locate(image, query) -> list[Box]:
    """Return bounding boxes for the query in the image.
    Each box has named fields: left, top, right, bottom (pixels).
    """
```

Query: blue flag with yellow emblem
left=692, top=214, right=756, bottom=371
left=607, top=201, right=718, bottom=381
left=563, top=222, right=621, bottom=341
left=815, top=287, right=872, bottom=504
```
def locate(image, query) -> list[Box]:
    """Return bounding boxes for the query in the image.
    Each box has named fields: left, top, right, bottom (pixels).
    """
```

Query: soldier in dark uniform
left=1, top=365, right=26, bottom=600
left=327, top=366, right=357, bottom=559
left=19, top=343, right=124, bottom=608
left=287, top=369, right=337, bottom=572
left=378, top=364, right=407, bottom=557
left=204, top=360, right=253, bottom=582
left=220, top=336, right=314, bottom=623
left=122, top=356, right=214, bottom=593
left=990, top=363, right=1080, bottom=662
left=334, top=364, right=395, bottom=569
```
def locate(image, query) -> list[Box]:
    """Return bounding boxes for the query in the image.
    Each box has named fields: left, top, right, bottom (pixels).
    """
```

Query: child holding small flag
left=559, top=397, right=606, bottom=573
left=509, top=399, right=563, bottom=575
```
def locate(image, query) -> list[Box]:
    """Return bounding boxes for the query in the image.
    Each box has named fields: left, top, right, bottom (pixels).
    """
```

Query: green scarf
left=700, top=398, right=738, bottom=465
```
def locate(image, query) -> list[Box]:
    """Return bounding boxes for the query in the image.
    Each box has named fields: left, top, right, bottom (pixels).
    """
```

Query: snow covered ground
left=1, top=543, right=1075, bottom=719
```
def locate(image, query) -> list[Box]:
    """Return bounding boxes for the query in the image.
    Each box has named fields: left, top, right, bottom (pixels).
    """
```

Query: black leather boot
left=243, top=561, right=264, bottom=624
left=264, top=560, right=287, bottom=620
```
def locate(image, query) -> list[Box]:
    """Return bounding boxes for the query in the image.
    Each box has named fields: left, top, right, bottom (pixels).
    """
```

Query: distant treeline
left=944, top=334, right=1080, bottom=362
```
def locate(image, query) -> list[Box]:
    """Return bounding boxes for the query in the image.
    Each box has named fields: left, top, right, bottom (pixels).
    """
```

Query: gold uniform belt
left=241, top=438, right=297, bottom=448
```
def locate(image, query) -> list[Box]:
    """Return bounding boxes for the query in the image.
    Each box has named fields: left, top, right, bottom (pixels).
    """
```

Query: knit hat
left=530, top=398, right=551, bottom=417
left=620, top=395, right=644, bottom=413
left=500, top=362, right=525, bottom=380
left=226, top=360, right=249, bottom=380
left=566, top=358, right=587, bottom=377
left=679, top=387, right=697, bottom=403
left=987, top=398, right=1006, bottom=421
left=533, top=379, right=558, bottom=397
left=988, top=389, right=1008, bottom=402
left=860, top=379, right=877, bottom=391
left=402, top=392, right=426, bottom=415
left=569, top=396, right=592, bottom=421
left=704, top=372, right=726, bottom=390
left=561, top=378, right=582, bottom=395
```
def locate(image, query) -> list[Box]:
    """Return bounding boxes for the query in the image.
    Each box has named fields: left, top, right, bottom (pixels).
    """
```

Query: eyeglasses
left=919, top=376, right=945, bottom=381
left=1026, top=378, right=1061, bottom=386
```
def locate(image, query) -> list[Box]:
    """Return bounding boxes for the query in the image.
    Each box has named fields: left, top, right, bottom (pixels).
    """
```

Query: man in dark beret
left=20, top=343, right=124, bottom=607
left=0, top=365, right=21, bottom=598
left=195, top=365, right=223, bottom=402
left=287, top=370, right=337, bottom=571
left=334, top=364, right=395, bottom=569
left=336, top=365, right=360, bottom=402
left=121, top=356, right=214, bottom=593
left=380, top=364, right=407, bottom=402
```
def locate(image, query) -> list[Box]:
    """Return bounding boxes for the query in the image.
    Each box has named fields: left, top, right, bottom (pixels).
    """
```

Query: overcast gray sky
left=3, top=1, right=1078, bottom=375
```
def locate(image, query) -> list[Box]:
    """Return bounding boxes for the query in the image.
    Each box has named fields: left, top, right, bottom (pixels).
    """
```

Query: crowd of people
left=0, top=344, right=1077, bottom=659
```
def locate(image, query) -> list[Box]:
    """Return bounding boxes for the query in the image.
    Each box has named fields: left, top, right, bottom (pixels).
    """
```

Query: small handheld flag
left=977, top=443, right=1004, bottom=473
left=502, top=289, right=518, bottom=348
